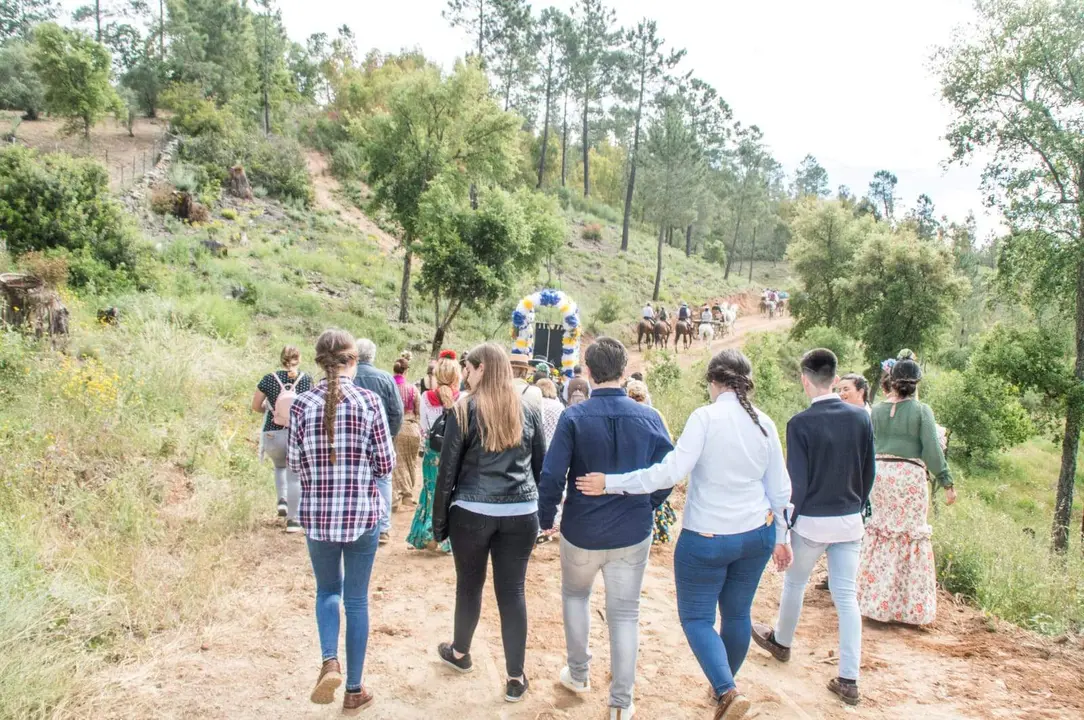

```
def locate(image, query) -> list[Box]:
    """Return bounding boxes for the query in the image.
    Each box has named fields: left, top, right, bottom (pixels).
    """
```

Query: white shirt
left=606, top=393, right=792, bottom=543
left=700, top=310, right=713, bottom=323
left=791, top=393, right=865, bottom=544
left=642, top=305, right=654, bottom=318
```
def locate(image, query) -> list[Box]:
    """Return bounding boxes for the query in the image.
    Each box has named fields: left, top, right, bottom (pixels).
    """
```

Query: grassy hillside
left=0, top=157, right=786, bottom=716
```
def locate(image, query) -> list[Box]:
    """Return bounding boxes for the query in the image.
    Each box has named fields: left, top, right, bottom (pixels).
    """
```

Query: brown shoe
left=310, top=658, right=342, bottom=704
left=827, top=677, right=860, bottom=706
left=751, top=622, right=791, bottom=662
left=714, top=689, right=751, bottom=720
left=342, top=687, right=374, bottom=716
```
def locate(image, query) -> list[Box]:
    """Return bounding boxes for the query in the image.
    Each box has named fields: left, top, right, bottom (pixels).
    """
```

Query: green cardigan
left=871, top=398, right=952, bottom=488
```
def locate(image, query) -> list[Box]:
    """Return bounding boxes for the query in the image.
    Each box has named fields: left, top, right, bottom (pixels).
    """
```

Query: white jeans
left=774, top=532, right=862, bottom=680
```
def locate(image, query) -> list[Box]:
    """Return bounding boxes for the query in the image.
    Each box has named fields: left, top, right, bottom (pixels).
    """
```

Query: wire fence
left=34, top=133, right=174, bottom=192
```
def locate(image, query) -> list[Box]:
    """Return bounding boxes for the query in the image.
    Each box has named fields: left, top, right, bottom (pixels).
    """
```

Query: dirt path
left=626, top=311, right=794, bottom=375
left=304, top=151, right=399, bottom=254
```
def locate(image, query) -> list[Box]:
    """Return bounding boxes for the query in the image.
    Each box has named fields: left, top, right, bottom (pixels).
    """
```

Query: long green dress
left=406, top=447, right=451, bottom=552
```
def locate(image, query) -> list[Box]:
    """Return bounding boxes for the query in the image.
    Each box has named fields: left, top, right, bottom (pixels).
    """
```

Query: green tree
left=640, top=104, right=704, bottom=300
left=1, top=0, right=58, bottom=40
left=0, top=39, right=44, bottom=119
left=488, top=0, right=537, bottom=118
left=33, top=23, right=122, bottom=138
left=791, top=154, right=830, bottom=198
left=570, top=0, right=618, bottom=198
left=843, top=227, right=967, bottom=389
left=616, top=19, right=684, bottom=252
left=787, top=199, right=870, bottom=333
left=936, top=0, right=1084, bottom=550
left=724, top=124, right=772, bottom=279
left=867, top=169, right=898, bottom=220
left=929, top=367, right=1033, bottom=462
left=905, top=193, right=939, bottom=240
left=166, top=0, right=257, bottom=107
left=534, top=6, right=572, bottom=188
left=361, top=60, right=522, bottom=322
left=444, top=0, right=501, bottom=62
left=254, top=0, right=288, bottom=134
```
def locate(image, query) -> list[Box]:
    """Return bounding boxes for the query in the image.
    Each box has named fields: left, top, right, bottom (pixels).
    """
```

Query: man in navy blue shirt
left=539, top=337, right=672, bottom=720
left=751, top=348, right=875, bottom=707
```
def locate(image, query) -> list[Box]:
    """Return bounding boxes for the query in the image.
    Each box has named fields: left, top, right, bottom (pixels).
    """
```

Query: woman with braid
left=288, top=329, right=395, bottom=715
left=577, top=349, right=792, bottom=720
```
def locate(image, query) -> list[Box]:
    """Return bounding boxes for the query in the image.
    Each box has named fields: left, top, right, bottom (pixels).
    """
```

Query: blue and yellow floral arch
left=510, top=289, right=582, bottom=377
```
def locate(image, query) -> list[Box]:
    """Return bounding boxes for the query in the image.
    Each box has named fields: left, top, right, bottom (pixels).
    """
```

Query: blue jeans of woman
left=674, top=523, right=774, bottom=697
left=306, top=528, right=380, bottom=692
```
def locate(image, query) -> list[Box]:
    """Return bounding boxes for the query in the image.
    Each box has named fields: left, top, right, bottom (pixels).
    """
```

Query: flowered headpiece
left=438, top=349, right=457, bottom=360
left=880, top=358, right=897, bottom=374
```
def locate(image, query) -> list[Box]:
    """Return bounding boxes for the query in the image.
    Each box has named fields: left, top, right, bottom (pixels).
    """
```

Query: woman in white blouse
left=577, top=349, right=792, bottom=720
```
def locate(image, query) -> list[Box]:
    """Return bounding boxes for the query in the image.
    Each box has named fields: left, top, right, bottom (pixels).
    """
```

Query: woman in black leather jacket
left=432, top=343, right=546, bottom=704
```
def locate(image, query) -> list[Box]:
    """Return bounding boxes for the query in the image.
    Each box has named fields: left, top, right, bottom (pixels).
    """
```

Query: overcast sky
left=274, top=0, right=992, bottom=236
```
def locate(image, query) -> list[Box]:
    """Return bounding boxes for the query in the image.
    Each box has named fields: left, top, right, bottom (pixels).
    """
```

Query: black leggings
left=448, top=506, right=538, bottom=678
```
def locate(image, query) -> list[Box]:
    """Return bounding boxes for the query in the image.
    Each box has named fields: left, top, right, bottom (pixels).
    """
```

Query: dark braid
left=706, top=349, right=768, bottom=437
left=314, top=329, right=359, bottom=465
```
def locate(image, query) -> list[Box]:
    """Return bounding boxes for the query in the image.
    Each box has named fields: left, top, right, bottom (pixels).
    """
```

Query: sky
left=275, top=0, right=995, bottom=237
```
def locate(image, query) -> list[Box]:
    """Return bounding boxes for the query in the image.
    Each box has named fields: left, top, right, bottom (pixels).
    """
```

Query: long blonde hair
left=314, top=329, right=358, bottom=464
left=461, top=343, right=523, bottom=452
left=433, top=355, right=460, bottom=409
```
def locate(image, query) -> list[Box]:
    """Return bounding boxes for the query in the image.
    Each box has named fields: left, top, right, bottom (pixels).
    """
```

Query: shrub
left=168, top=162, right=200, bottom=194
left=247, top=135, right=314, bottom=206
left=595, top=292, right=621, bottom=324
left=303, top=113, right=350, bottom=152
left=647, top=352, right=682, bottom=392
left=330, top=143, right=364, bottom=180
left=161, top=82, right=239, bottom=137
left=0, top=146, right=140, bottom=287
left=220, top=208, right=238, bottom=221
left=926, top=368, right=1034, bottom=462
left=150, top=186, right=174, bottom=215
left=16, top=251, right=68, bottom=288
left=582, top=223, right=603, bottom=242
left=795, top=325, right=860, bottom=368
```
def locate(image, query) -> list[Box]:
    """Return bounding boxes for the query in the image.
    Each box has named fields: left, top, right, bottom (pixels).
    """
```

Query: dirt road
left=304, top=151, right=399, bottom=254
left=89, top=311, right=1084, bottom=719
left=626, top=311, right=793, bottom=375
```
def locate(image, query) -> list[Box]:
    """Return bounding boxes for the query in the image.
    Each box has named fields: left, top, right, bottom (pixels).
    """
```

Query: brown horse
left=674, top=320, right=694, bottom=351
left=637, top=319, right=656, bottom=351
left=653, top=319, right=671, bottom=349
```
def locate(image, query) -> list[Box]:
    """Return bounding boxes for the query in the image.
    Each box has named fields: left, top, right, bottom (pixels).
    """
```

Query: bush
left=16, top=251, right=68, bottom=288
left=330, top=143, right=364, bottom=180
left=595, top=292, right=621, bottom=324
left=0, top=146, right=140, bottom=287
left=303, top=113, right=350, bottom=153
left=247, top=135, right=314, bottom=206
left=150, top=186, right=174, bottom=215
left=161, top=82, right=239, bottom=137
left=795, top=325, right=860, bottom=368
left=647, top=352, right=682, bottom=392
left=582, top=223, right=603, bottom=242
left=220, top=208, right=238, bottom=221
left=926, top=368, right=1034, bottom=462
left=169, top=162, right=200, bottom=194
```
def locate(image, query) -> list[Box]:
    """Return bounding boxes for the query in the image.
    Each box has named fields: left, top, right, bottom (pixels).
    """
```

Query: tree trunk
left=95, top=0, right=101, bottom=42
left=262, top=87, right=271, bottom=135
left=652, top=225, right=664, bottom=301
left=1053, top=255, right=1084, bottom=552
left=581, top=81, right=590, bottom=197
left=560, top=90, right=569, bottom=187
left=685, top=224, right=693, bottom=257
left=666, top=226, right=673, bottom=247
left=536, top=67, right=553, bottom=189
left=622, top=59, right=646, bottom=252
left=159, top=0, right=165, bottom=60
left=83, top=114, right=91, bottom=140
left=431, top=292, right=444, bottom=358
left=398, top=242, right=412, bottom=323
left=477, top=0, right=485, bottom=60
left=724, top=193, right=746, bottom=279
left=748, top=223, right=757, bottom=282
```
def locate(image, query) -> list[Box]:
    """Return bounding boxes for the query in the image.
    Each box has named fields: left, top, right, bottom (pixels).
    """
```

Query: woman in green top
left=857, top=359, right=956, bottom=626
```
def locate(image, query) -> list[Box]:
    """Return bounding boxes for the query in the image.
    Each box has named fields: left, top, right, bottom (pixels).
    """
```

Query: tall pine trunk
left=652, top=225, right=664, bottom=300
left=685, top=224, right=693, bottom=257
left=262, top=87, right=271, bottom=135
left=1053, top=255, right=1084, bottom=552
left=724, top=191, right=746, bottom=279
left=398, top=239, right=412, bottom=323
left=748, top=223, right=757, bottom=282
left=622, top=55, right=647, bottom=252
left=95, top=0, right=101, bottom=41
left=537, top=69, right=553, bottom=189
left=560, top=90, right=569, bottom=187
left=159, top=0, right=165, bottom=60
left=581, top=81, right=590, bottom=197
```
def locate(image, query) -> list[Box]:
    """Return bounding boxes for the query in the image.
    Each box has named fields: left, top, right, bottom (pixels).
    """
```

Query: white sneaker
left=559, top=666, right=590, bottom=694
left=610, top=702, right=635, bottom=720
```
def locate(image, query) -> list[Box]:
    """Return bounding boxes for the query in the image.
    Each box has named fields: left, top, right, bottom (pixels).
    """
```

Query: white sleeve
left=760, top=417, right=793, bottom=544
left=605, top=410, right=708, bottom=494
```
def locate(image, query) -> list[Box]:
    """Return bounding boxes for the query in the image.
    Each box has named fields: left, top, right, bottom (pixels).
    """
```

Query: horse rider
left=642, top=302, right=656, bottom=321
left=678, top=301, right=691, bottom=323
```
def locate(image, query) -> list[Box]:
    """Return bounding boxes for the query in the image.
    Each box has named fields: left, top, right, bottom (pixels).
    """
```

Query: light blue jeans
left=774, top=532, right=862, bottom=681
left=376, top=475, right=392, bottom=534
left=560, top=535, right=652, bottom=710
left=307, top=528, right=380, bottom=692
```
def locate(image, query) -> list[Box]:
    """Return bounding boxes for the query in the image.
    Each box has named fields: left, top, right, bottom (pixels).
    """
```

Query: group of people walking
left=252, top=329, right=955, bottom=718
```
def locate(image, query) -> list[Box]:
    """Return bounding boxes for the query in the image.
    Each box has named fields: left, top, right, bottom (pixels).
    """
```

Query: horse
left=637, top=318, right=656, bottom=351
left=654, top=319, right=672, bottom=349
left=674, top=319, right=694, bottom=351
left=767, top=300, right=777, bottom=319
left=759, top=298, right=769, bottom=316
left=698, top=320, right=715, bottom=344
left=718, top=304, right=738, bottom=337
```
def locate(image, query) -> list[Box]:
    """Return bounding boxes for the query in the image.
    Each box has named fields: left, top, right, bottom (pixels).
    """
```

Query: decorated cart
left=510, top=289, right=582, bottom=378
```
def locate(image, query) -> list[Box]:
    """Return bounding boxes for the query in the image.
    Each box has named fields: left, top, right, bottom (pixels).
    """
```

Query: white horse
left=698, top=320, right=715, bottom=343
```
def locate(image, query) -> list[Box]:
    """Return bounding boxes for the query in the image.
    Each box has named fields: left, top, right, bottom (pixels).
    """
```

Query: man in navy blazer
left=751, top=348, right=875, bottom=706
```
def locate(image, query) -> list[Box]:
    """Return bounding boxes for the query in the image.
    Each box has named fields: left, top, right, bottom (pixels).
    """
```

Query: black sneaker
left=505, top=677, right=529, bottom=703
left=277, top=499, right=288, bottom=517
left=285, top=520, right=303, bottom=534
left=437, top=642, right=473, bottom=673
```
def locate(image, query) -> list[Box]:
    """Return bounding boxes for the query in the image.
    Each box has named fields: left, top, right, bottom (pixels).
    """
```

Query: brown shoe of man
left=714, top=689, right=751, bottom=720
left=827, top=677, right=860, bottom=706
left=310, top=658, right=342, bottom=704
left=751, top=622, right=791, bottom=663
left=342, top=687, right=374, bottom=716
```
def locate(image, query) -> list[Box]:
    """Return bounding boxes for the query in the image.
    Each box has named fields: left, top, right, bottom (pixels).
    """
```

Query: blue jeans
left=376, top=475, right=392, bottom=534
left=774, top=532, right=862, bottom=681
left=306, top=529, right=379, bottom=692
left=674, top=524, right=774, bottom=696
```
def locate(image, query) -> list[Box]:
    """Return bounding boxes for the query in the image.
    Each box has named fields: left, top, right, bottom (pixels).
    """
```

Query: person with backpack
left=288, top=329, right=394, bottom=714
left=678, top=302, right=691, bottom=322
left=406, top=350, right=460, bottom=553
left=252, top=345, right=312, bottom=533
left=432, top=343, right=547, bottom=704
left=562, top=365, right=590, bottom=406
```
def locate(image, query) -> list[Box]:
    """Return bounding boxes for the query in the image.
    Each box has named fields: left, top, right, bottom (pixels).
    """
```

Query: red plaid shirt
left=288, top=376, right=395, bottom=542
